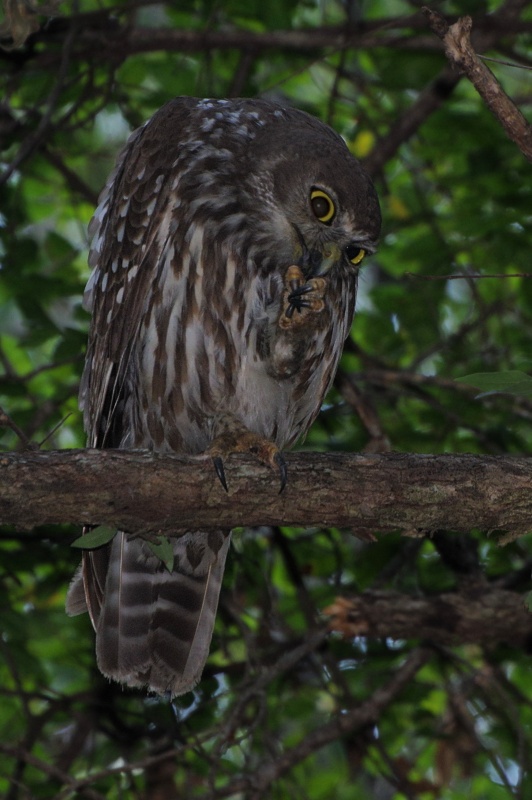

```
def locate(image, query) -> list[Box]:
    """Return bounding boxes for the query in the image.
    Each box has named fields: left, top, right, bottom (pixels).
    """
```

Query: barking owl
left=66, top=97, right=381, bottom=696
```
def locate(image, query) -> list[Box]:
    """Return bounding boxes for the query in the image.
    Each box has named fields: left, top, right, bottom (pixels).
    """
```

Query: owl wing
left=81, top=119, right=179, bottom=449
left=74, top=119, right=178, bottom=630
left=69, top=102, right=235, bottom=695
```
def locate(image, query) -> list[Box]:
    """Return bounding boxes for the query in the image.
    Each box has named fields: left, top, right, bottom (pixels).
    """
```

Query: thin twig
left=0, top=743, right=106, bottom=800
left=406, top=272, right=532, bottom=280
left=0, top=405, right=32, bottom=448
left=0, top=10, right=79, bottom=184
left=42, top=146, right=99, bottom=204
left=480, top=54, right=532, bottom=71
left=206, top=647, right=432, bottom=797
left=363, top=66, right=459, bottom=176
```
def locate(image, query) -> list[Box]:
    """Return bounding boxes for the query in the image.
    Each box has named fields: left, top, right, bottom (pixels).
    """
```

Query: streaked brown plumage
left=66, top=97, right=381, bottom=696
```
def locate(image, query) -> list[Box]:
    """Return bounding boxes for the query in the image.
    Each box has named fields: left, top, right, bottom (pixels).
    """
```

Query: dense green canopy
left=1, top=1, right=532, bottom=797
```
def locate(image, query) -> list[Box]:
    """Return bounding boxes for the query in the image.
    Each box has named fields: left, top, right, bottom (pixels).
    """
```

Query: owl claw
left=212, top=456, right=228, bottom=493
left=208, top=428, right=286, bottom=492
left=280, top=265, right=327, bottom=329
left=287, top=283, right=315, bottom=314
left=290, top=276, right=313, bottom=294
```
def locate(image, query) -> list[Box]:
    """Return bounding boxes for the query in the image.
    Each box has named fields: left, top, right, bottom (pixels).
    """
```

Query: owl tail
left=67, top=530, right=231, bottom=697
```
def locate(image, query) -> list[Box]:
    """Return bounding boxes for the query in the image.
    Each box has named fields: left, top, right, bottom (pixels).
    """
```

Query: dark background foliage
left=1, top=1, right=532, bottom=797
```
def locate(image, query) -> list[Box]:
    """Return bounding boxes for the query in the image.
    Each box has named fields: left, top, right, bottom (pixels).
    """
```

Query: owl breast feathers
left=66, top=97, right=381, bottom=697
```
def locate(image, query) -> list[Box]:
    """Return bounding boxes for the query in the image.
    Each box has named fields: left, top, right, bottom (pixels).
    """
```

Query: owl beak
left=311, top=243, right=342, bottom=277
left=292, top=225, right=341, bottom=277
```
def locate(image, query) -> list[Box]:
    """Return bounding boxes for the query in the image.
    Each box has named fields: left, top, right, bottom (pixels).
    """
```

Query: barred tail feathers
left=85, top=530, right=230, bottom=696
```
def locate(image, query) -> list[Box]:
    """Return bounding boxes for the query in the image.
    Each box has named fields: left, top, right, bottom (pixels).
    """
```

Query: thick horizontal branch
left=6, top=14, right=427, bottom=62
left=326, top=588, right=532, bottom=648
left=2, top=449, right=532, bottom=535
left=4, top=10, right=532, bottom=66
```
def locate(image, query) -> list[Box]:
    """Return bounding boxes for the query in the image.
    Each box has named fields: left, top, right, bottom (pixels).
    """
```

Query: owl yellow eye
left=310, top=189, right=335, bottom=224
left=345, top=244, right=366, bottom=265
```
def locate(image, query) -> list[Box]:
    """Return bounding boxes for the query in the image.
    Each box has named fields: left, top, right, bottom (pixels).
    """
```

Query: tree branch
left=4, top=10, right=532, bottom=68
left=207, top=647, right=431, bottom=798
left=424, top=9, right=532, bottom=162
left=363, top=2, right=526, bottom=177
left=363, top=66, right=460, bottom=177
left=326, top=588, right=532, bottom=648
left=2, top=449, right=532, bottom=536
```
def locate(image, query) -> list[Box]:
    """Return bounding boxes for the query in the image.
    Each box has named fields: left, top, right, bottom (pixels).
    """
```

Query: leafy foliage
left=71, top=525, right=116, bottom=549
left=458, top=371, right=532, bottom=397
left=1, top=0, right=532, bottom=798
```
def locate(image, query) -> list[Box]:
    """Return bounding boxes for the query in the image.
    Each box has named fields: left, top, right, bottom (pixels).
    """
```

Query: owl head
left=243, top=106, right=381, bottom=279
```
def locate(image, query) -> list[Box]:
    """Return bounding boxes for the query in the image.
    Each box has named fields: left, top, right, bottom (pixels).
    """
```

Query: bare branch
left=0, top=742, right=106, bottom=800
left=2, top=9, right=530, bottom=69
left=2, top=449, right=532, bottom=536
left=208, top=647, right=431, bottom=798
left=424, top=9, right=532, bottom=161
left=326, top=588, right=532, bottom=648
left=0, top=406, right=33, bottom=449
left=42, top=146, right=99, bottom=204
left=363, top=66, right=459, bottom=177
left=0, top=10, right=79, bottom=185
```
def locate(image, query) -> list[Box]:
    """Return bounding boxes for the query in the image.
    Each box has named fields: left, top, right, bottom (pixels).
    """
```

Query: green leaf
left=147, top=536, right=174, bottom=573
left=71, top=525, right=116, bottom=549
left=456, top=370, right=532, bottom=397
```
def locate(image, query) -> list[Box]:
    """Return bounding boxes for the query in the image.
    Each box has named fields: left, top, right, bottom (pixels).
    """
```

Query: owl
left=66, top=97, right=381, bottom=697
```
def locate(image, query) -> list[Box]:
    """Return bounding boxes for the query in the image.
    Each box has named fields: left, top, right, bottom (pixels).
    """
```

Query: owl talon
left=290, top=275, right=312, bottom=294
left=287, top=283, right=314, bottom=314
left=209, top=426, right=285, bottom=492
left=212, top=456, right=228, bottom=493
left=280, top=265, right=327, bottom=329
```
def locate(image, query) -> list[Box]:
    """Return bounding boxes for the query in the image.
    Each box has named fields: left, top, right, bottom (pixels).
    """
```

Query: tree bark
left=326, top=588, right=532, bottom=648
left=2, top=449, right=532, bottom=536
left=4, top=10, right=532, bottom=66
left=424, top=10, right=532, bottom=162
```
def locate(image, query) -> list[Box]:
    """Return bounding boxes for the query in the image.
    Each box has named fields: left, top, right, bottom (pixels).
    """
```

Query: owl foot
left=279, top=265, right=326, bottom=330
left=208, top=430, right=287, bottom=494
